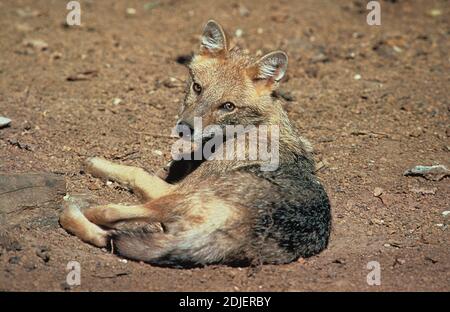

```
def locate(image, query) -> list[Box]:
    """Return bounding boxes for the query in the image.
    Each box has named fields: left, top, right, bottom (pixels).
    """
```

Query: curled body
left=113, top=155, right=331, bottom=267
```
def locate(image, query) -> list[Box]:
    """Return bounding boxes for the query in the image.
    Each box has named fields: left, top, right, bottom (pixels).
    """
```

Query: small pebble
left=442, top=211, right=450, bottom=217
left=354, top=74, right=362, bottom=80
left=347, top=52, right=356, bottom=59
left=372, top=218, right=384, bottom=225
left=393, top=46, right=403, bottom=53
left=23, top=39, right=48, bottom=50
left=0, top=116, right=11, bottom=128
left=311, top=52, right=329, bottom=63
left=257, top=28, right=264, bottom=35
left=408, top=127, right=423, bottom=137
left=427, top=9, right=442, bottom=17
left=126, top=8, right=136, bottom=15
left=112, top=98, right=122, bottom=105
left=118, top=258, right=128, bottom=264
left=163, top=77, right=183, bottom=88
left=235, top=29, right=243, bottom=38
left=373, top=187, right=383, bottom=197
left=238, top=5, right=250, bottom=17
left=153, top=150, right=163, bottom=156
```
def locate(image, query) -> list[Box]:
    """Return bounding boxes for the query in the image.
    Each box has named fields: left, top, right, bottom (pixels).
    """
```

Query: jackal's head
left=178, top=20, right=289, bottom=137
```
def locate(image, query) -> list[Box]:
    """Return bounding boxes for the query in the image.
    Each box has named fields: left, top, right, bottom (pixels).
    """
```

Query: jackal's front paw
left=83, top=157, right=109, bottom=179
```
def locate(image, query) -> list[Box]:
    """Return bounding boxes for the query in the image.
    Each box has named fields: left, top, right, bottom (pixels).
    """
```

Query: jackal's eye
left=192, top=82, right=202, bottom=94
left=221, top=102, right=236, bottom=112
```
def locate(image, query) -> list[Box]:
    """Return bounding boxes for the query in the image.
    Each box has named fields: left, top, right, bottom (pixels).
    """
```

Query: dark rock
left=9, top=256, right=20, bottom=264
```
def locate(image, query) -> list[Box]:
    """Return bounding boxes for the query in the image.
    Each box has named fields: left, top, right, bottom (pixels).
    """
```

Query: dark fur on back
left=247, top=155, right=331, bottom=264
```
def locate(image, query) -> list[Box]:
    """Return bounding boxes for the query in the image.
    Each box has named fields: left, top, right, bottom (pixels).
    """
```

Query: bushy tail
left=111, top=225, right=200, bottom=268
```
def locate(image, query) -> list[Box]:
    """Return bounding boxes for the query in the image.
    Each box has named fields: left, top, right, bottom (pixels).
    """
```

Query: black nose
left=176, top=120, right=194, bottom=138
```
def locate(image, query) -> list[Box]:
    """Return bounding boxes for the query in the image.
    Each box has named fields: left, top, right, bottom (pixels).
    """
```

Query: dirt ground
left=0, top=0, right=449, bottom=291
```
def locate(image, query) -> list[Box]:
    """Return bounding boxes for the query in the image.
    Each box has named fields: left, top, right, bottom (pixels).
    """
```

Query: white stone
left=113, top=98, right=122, bottom=105
left=0, top=116, right=11, bottom=128
left=126, top=8, right=136, bottom=15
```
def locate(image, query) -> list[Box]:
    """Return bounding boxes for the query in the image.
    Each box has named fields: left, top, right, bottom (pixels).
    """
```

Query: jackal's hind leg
left=82, top=203, right=162, bottom=228
left=84, top=157, right=174, bottom=200
left=60, top=196, right=165, bottom=247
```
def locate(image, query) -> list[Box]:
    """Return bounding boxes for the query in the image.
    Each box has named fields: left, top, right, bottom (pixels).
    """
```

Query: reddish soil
left=0, top=0, right=449, bottom=291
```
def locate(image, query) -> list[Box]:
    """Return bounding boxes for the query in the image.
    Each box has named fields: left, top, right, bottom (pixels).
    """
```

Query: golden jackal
left=60, top=20, right=331, bottom=267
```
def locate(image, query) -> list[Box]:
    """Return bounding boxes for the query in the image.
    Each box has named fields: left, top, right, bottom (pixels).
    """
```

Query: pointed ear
left=200, top=20, right=229, bottom=56
left=249, top=51, right=288, bottom=84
